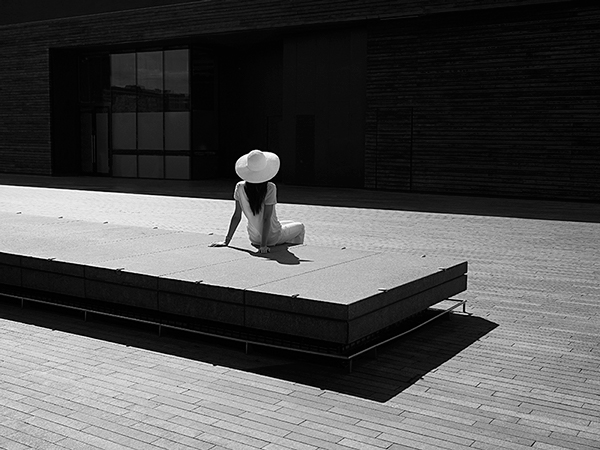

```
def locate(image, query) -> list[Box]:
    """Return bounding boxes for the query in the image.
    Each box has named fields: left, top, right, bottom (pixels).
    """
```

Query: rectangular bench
left=0, top=213, right=468, bottom=362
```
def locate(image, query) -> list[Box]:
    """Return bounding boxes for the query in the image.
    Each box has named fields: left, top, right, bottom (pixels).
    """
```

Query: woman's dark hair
left=244, top=181, right=268, bottom=215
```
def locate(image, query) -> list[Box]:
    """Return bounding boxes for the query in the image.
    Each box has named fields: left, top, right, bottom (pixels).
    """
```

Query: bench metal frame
left=1, top=291, right=468, bottom=372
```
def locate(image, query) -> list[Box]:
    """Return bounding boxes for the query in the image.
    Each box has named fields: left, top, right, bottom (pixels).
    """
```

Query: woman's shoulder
left=264, top=182, right=277, bottom=204
left=233, top=181, right=245, bottom=198
left=267, top=182, right=278, bottom=195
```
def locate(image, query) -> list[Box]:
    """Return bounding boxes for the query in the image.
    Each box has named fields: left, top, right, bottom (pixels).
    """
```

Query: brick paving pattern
left=1, top=175, right=599, bottom=449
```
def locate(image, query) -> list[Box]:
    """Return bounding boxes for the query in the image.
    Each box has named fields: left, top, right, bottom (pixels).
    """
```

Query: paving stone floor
left=0, top=175, right=599, bottom=450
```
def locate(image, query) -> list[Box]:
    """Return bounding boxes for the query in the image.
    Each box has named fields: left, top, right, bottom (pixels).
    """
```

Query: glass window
left=138, top=112, right=163, bottom=150
left=137, top=51, right=163, bottom=112
left=166, top=156, right=190, bottom=179
left=105, top=48, right=191, bottom=180
left=139, top=155, right=164, bottom=179
left=111, top=53, right=136, bottom=112
left=165, top=111, right=190, bottom=151
left=112, top=112, right=136, bottom=150
left=165, top=49, right=190, bottom=111
left=112, top=155, right=137, bottom=177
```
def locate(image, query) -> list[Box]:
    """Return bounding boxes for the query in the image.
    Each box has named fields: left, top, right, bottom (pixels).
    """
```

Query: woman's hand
left=209, top=201, right=241, bottom=248
left=258, top=246, right=270, bottom=254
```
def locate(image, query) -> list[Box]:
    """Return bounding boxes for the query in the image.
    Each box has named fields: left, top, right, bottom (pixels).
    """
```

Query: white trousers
left=276, top=221, right=305, bottom=245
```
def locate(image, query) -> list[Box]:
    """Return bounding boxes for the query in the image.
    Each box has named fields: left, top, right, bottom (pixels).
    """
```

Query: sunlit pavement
left=1, top=175, right=599, bottom=450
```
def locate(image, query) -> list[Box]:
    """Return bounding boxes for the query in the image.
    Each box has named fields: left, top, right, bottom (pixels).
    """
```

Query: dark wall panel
left=0, top=28, right=52, bottom=174
left=282, top=28, right=367, bottom=187
left=217, top=43, right=283, bottom=178
left=0, top=0, right=598, bottom=200
left=0, top=0, right=204, bottom=25
left=366, top=2, right=600, bottom=200
left=0, top=0, right=572, bottom=26
left=50, top=50, right=80, bottom=175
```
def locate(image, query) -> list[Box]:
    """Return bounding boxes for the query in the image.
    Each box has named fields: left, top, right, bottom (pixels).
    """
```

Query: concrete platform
left=3, top=178, right=600, bottom=450
left=0, top=211, right=467, bottom=351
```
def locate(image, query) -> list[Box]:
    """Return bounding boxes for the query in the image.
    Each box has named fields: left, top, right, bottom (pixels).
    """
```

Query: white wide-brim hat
left=235, top=149, right=280, bottom=183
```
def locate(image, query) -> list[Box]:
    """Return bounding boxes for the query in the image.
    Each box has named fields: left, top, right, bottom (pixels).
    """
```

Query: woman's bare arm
left=210, top=200, right=242, bottom=247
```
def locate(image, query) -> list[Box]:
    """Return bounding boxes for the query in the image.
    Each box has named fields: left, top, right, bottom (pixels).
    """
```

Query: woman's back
left=234, top=181, right=282, bottom=246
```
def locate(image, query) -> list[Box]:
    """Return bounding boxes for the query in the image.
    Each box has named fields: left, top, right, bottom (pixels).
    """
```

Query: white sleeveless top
left=234, top=181, right=282, bottom=245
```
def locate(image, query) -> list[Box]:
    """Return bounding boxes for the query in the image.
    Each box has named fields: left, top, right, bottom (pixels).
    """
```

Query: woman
left=210, top=149, right=305, bottom=253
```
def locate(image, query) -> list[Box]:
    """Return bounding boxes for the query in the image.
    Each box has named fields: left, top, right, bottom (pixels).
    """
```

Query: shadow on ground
left=227, top=244, right=312, bottom=265
left=248, top=312, right=497, bottom=402
left=2, top=174, right=599, bottom=223
left=0, top=297, right=497, bottom=402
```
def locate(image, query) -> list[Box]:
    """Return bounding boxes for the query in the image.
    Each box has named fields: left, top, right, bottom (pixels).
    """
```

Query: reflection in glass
left=112, top=113, right=136, bottom=150
left=112, top=155, right=137, bottom=177
left=165, top=112, right=190, bottom=151
left=166, top=156, right=190, bottom=179
left=111, top=53, right=136, bottom=112
left=139, top=155, right=164, bottom=179
left=106, top=48, right=192, bottom=179
left=138, top=112, right=163, bottom=150
left=137, top=51, right=163, bottom=112
left=165, top=49, right=190, bottom=111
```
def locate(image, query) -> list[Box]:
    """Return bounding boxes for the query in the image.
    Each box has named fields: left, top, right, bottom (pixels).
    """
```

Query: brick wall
left=1, top=0, right=598, bottom=200
left=365, top=2, right=600, bottom=200
left=0, top=27, right=52, bottom=174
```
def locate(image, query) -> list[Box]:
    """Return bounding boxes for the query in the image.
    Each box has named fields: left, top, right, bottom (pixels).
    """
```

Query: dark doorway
left=50, top=26, right=366, bottom=187
left=191, top=47, right=219, bottom=179
left=217, top=41, right=283, bottom=179
left=281, top=27, right=367, bottom=187
left=214, top=27, right=367, bottom=187
left=51, top=51, right=111, bottom=176
left=50, top=50, right=82, bottom=175
left=78, top=55, right=111, bottom=176
left=80, top=106, right=110, bottom=175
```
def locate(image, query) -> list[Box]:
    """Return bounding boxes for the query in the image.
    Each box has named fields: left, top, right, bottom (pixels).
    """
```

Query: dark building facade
left=1, top=0, right=598, bottom=200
